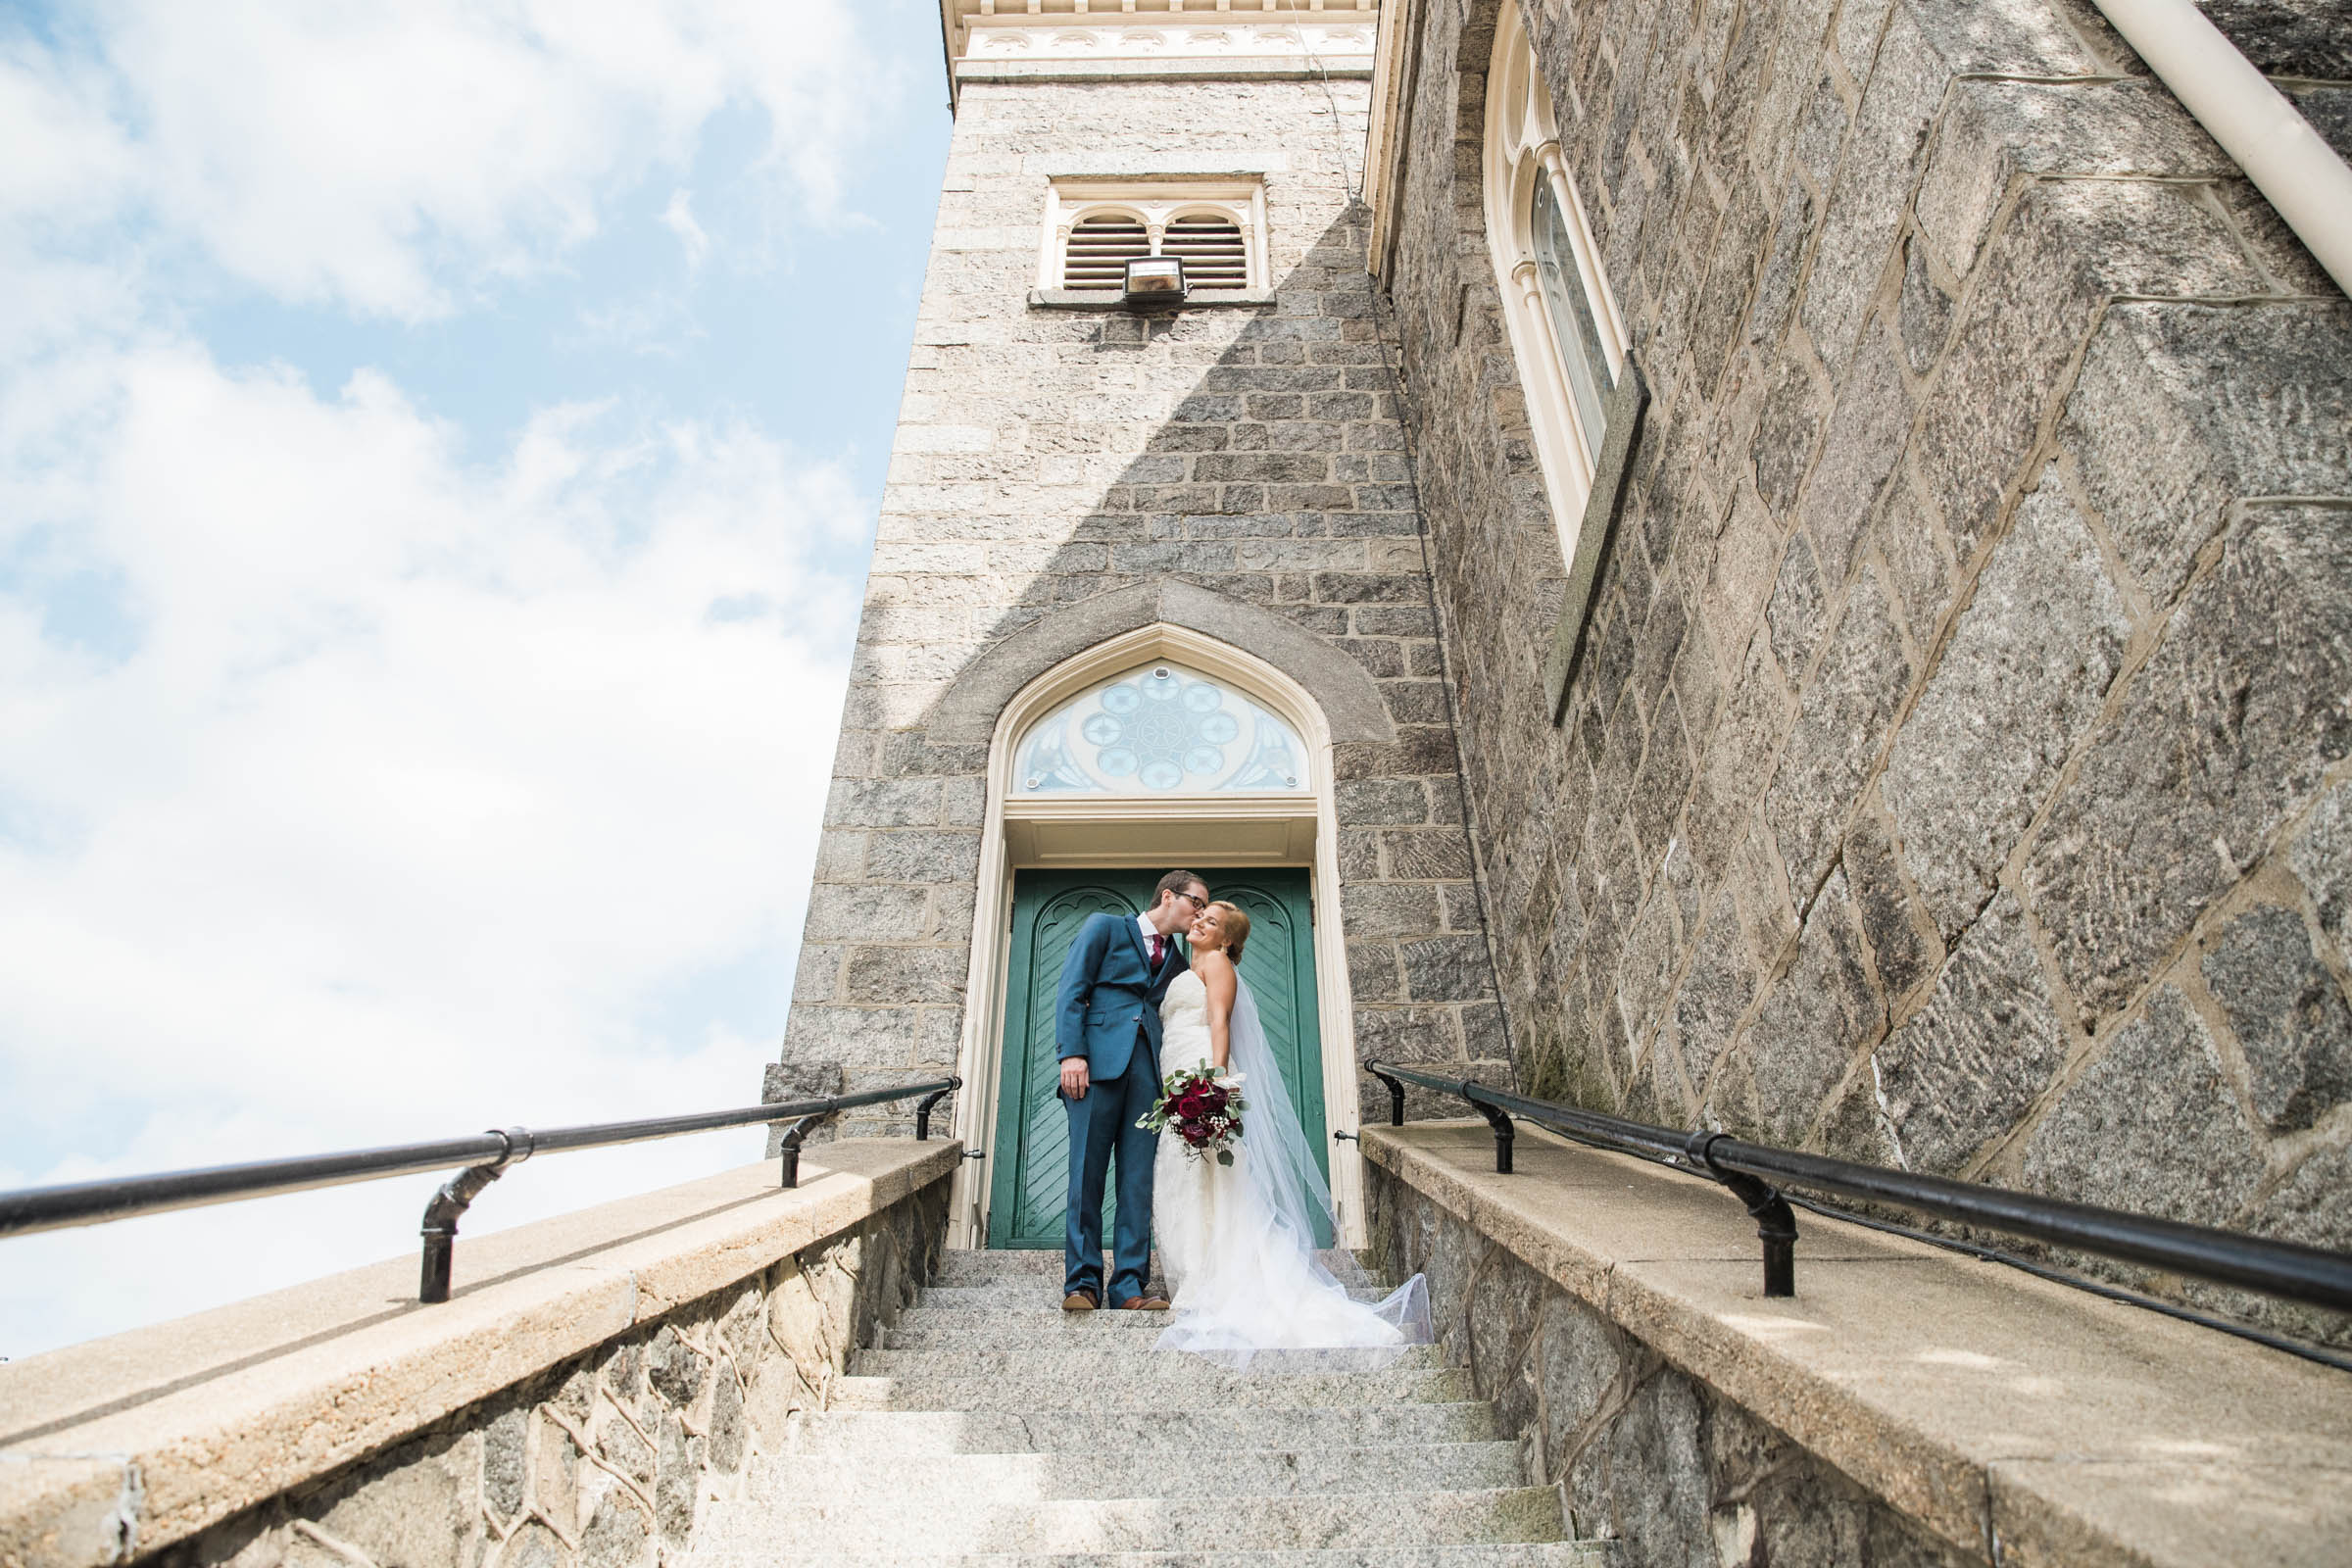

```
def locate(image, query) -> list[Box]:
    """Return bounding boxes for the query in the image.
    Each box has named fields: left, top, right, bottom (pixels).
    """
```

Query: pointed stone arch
left=926, top=580, right=1396, bottom=747
left=942, top=583, right=1379, bottom=1251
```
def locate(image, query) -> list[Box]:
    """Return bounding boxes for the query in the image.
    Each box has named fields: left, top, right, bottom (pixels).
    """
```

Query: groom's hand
left=1059, top=1058, right=1090, bottom=1100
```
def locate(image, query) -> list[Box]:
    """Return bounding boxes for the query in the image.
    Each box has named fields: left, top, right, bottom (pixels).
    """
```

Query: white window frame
left=1482, top=3, right=1629, bottom=563
left=1039, top=177, right=1268, bottom=292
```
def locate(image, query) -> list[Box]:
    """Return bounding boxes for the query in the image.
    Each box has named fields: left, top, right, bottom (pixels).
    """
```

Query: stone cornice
left=940, top=1, right=1379, bottom=93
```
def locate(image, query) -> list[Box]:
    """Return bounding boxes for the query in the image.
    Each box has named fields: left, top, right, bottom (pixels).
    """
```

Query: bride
left=1151, top=899, right=1431, bottom=1363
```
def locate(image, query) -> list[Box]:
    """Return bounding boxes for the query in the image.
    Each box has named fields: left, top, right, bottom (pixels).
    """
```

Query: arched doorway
left=946, top=623, right=1362, bottom=1250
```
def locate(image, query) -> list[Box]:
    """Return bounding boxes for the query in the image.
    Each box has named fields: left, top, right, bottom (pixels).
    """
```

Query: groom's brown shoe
left=1061, top=1290, right=1099, bottom=1312
left=1117, top=1296, right=1170, bottom=1311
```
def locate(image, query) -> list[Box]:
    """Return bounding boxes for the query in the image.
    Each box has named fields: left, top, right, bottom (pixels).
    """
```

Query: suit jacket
left=1054, top=910, right=1189, bottom=1085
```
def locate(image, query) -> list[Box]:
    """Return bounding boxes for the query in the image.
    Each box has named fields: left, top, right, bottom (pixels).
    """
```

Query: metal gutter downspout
left=2089, top=0, right=2352, bottom=298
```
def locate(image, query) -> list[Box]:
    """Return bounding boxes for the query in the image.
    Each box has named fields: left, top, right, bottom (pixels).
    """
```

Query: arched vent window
left=1062, top=213, right=1152, bottom=290
left=1013, top=662, right=1308, bottom=797
left=1043, top=180, right=1266, bottom=294
left=1162, top=214, right=1248, bottom=289
left=1483, top=4, right=1627, bottom=553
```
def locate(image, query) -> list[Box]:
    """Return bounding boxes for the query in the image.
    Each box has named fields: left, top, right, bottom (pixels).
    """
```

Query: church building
left=769, top=0, right=2352, bottom=1340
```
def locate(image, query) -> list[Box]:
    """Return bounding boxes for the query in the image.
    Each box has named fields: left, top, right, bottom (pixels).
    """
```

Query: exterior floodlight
left=1122, top=255, right=1188, bottom=306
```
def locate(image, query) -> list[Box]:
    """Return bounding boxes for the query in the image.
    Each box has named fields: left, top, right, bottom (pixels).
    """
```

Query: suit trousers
left=1062, top=1031, right=1159, bottom=1302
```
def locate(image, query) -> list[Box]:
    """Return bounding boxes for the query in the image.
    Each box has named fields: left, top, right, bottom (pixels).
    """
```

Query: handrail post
left=779, top=1109, right=834, bottom=1189
left=1366, top=1065, right=1407, bottom=1126
left=914, top=1077, right=961, bottom=1142
left=1690, top=1131, right=1797, bottom=1298
left=419, top=1128, right=534, bottom=1304
left=1466, top=1083, right=1514, bottom=1174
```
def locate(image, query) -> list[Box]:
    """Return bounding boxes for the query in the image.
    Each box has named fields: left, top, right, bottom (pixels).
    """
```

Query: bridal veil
left=1153, top=978, right=1432, bottom=1367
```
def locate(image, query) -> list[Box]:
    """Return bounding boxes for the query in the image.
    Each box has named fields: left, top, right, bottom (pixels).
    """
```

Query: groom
left=1054, top=868, right=1209, bottom=1312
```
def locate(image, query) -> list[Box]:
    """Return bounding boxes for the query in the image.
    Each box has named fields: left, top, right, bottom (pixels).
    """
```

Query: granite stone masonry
left=769, top=0, right=2351, bottom=1349
left=1371, top=0, right=2352, bottom=1341
left=773, top=62, right=1504, bottom=1157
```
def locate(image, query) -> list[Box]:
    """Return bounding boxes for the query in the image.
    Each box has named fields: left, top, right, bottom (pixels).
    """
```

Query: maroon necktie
left=1151, top=933, right=1165, bottom=969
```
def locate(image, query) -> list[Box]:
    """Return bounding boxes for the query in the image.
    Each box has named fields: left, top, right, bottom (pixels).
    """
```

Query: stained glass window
left=1013, top=662, right=1308, bottom=797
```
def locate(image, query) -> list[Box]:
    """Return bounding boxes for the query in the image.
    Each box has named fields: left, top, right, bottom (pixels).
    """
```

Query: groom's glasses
left=1177, top=892, right=1208, bottom=911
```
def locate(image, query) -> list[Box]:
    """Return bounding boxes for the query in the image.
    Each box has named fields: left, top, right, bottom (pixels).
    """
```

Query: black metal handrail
left=1362, top=1062, right=2352, bottom=1316
left=0, top=1077, right=959, bottom=1303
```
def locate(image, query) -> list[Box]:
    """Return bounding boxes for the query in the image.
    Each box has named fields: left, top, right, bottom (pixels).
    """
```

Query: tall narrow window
left=1530, top=176, right=1613, bottom=452
left=1483, top=4, right=1627, bottom=555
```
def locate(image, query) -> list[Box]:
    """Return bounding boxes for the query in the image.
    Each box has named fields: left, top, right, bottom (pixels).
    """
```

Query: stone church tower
left=771, top=1, right=1492, bottom=1249
left=773, top=0, right=2352, bottom=1328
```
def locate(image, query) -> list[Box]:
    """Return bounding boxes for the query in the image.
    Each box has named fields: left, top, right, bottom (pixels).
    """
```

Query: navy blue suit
left=1056, top=910, right=1187, bottom=1301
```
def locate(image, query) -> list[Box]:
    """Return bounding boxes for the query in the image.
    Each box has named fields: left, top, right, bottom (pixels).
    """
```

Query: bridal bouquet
left=1139, top=1064, right=1248, bottom=1165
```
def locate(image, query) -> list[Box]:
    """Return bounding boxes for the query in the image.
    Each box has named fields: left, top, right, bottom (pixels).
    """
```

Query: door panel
left=987, top=867, right=1326, bottom=1249
left=988, top=876, right=1146, bottom=1250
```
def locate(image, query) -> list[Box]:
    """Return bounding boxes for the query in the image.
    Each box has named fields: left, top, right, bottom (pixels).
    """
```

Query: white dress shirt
left=1137, top=911, right=1165, bottom=968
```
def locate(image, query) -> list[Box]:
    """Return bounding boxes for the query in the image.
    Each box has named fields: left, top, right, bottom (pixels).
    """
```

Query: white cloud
left=0, top=340, right=867, bottom=1355
left=0, top=35, right=135, bottom=226
left=16, top=0, right=896, bottom=319
left=0, top=0, right=921, bottom=1359
left=662, top=188, right=711, bottom=271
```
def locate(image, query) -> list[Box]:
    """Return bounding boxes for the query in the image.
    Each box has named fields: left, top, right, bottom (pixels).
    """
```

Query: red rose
left=1175, top=1092, right=1207, bottom=1119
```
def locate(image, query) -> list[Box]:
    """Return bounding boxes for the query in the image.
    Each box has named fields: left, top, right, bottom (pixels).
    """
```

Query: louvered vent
left=1162, top=214, right=1248, bottom=290
left=1063, top=215, right=1150, bottom=289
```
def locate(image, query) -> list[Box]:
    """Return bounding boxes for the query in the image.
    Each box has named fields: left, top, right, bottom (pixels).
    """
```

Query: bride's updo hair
left=1206, top=900, right=1250, bottom=963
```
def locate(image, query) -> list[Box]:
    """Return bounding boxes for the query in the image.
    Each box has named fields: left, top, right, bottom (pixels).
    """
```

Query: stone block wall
left=147, top=1179, right=949, bottom=1568
left=1380, top=0, right=2352, bottom=1337
left=1368, top=1162, right=1971, bottom=1567
left=775, top=69, right=1507, bottom=1139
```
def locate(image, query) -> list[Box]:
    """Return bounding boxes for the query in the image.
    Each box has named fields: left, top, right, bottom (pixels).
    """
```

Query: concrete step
left=829, top=1367, right=1475, bottom=1412
left=882, top=1306, right=1407, bottom=1348
left=779, top=1404, right=1505, bottom=1457
left=688, top=1546, right=1616, bottom=1568
left=895, top=1301, right=1195, bottom=1336
left=695, top=1486, right=1568, bottom=1554
left=933, top=1250, right=1103, bottom=1284
left=931, top=1250, right=1378, bottom=1287
left=915, top=1283, right=1395, bottom=1312
left=746, top=1443, right=1528, bottom=1502
left=852, top=1347, right=1453, bottom=1386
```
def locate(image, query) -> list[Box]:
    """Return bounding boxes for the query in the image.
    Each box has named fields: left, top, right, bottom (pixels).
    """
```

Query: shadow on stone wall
left=786, top=199, right=1515, bottom=1150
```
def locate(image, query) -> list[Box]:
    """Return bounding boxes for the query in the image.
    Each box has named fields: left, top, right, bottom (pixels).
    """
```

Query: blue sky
left=0, top=0, right=951, bottom=1358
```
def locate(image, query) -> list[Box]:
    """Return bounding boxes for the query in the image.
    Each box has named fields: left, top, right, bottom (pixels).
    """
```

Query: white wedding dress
left=1151, top=967, right=1432, bottom=1365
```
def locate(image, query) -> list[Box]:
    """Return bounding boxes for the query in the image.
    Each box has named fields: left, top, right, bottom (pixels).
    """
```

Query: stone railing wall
left=1362, top=1120, right=2350, bottom=1568
left=0, top=1142, right=956, bottom=1568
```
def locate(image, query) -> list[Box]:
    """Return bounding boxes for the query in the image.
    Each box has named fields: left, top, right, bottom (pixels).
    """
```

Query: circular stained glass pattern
left=1014, top=661, right=1307, bottom=797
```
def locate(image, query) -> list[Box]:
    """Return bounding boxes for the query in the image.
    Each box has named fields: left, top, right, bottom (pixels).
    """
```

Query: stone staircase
left=686, top=1249, right=1610, bottom=1567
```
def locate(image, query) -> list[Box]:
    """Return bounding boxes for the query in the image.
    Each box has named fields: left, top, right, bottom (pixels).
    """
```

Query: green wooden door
left=986, top=866, right=1326, bottom=1249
